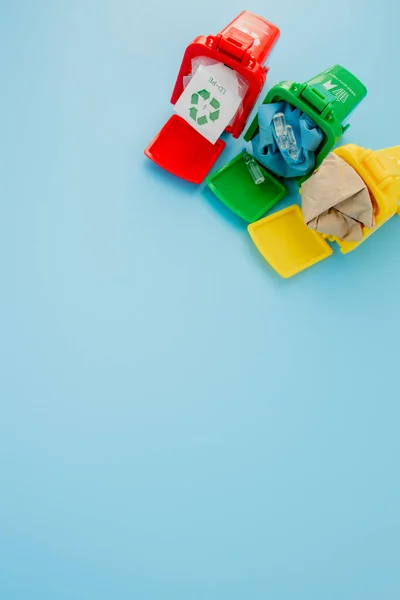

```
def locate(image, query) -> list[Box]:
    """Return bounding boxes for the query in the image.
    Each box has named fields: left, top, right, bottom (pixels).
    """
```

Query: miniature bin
left=248, top=144, right=400, bottom=278
left=144, top=11, right=280, bottom=184
left=207, top=65, right=367, bottom=221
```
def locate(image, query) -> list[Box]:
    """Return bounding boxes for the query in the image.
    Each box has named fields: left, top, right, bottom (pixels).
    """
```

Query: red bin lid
left=144, top=115, right=226, bottom=185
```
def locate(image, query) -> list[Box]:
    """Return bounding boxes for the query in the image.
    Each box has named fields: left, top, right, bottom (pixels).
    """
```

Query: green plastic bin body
left=305, top=64, right=368, bottom=124
left=245, top=64, right=367, bottom=170
left=207, top=65, right=367, bottom=222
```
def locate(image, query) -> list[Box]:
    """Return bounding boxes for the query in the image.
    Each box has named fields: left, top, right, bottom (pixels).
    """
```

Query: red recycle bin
left=144, top=12, right=280, bottom=184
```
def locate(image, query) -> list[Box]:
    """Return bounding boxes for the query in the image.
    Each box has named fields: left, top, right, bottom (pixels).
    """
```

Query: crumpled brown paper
left=302, top=153, right=375, bottom=241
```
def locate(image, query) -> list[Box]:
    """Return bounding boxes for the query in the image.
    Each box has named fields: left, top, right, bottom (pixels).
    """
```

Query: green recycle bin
left=206, top=65, right=367, bottom=223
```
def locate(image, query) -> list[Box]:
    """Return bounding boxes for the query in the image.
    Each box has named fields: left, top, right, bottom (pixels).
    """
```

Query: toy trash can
left=144, top=12, right=280, bottom=184
left=207, top=65, right=367, bottom=222
left=247, top=144, right=400, bottom=278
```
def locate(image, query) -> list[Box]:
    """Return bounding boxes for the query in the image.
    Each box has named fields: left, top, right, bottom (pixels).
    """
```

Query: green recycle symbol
left=189, top=89, right=220, bottom=125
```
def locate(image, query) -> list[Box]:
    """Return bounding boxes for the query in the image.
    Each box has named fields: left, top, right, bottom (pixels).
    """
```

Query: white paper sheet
left=174, top=62, right=243, bottom=145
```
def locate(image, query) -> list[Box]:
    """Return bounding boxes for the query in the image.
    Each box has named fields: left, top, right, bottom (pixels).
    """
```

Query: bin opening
left=171, top=46, right=259, bottom=138
left=244, top=84, right=346, bottom=174
left=301, top=153, right=375, bottom=242
left=180, top=56, right=249, bottom=133
left=250, top=101, right=324, bottom=179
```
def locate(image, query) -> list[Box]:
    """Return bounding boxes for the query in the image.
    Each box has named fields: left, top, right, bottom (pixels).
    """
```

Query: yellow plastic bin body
left=248, top=144, right=400, bottom=278
left=327, top=145, right=400, bottom=253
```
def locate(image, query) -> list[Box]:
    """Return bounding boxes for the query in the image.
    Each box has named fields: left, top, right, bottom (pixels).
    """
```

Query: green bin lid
left=206, top=152, right=287, bottom=223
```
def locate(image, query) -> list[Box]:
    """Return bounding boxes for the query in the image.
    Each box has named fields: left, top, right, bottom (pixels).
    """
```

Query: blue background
left=2, top=0, right=400, bottom=598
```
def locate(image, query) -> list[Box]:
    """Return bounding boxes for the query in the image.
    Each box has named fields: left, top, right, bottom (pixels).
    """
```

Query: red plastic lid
left=144, top=115, right=226, bottom=184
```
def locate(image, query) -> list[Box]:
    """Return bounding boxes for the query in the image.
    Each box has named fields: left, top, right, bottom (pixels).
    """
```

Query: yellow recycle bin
left=248, top=144, right=400, bottom=278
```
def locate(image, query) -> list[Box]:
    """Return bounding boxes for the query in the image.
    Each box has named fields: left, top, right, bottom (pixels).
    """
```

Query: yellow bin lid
left=248, top=205, right=332, bottom=278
